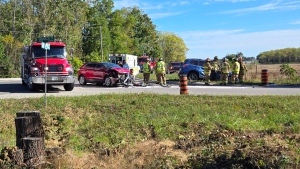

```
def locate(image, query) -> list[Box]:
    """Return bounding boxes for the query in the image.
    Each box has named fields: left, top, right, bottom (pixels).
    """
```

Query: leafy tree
left=126, top=7, right=160, bottom=58
left=158, top=32, right=188, bottom=63
left=280, top=64, right=297, bottom=79
left=70, top=57, right=83, bottom=74
left=109, top=9, right=131, bottom=54
left=82, top=0, right=113, bottom=62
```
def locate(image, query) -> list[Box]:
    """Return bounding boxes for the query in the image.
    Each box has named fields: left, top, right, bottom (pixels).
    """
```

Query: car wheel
left=79, top=75, right=87, bottom=85
left=104, top=77, right=112, bottom=87
left=187, top=72, right=199, bottom=80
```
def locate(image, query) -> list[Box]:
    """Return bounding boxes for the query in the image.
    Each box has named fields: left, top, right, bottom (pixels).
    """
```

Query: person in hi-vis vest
left=143, top=59, right=151, bottom=85
left=155, top=58, right=166, bottom=86
left=220, top=58, right=230, bottom=85
left=231, top=58, right=240, bottom=84
left=203, top=58, right=212, bottom=85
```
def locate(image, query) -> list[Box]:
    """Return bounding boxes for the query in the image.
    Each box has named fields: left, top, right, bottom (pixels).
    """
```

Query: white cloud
left=178, top=29, right=300, bottom=58
left=149, top=12, right=184, bottom=19
left=114, top=0, right=139, bottom=9
left=290, top=20, right=300, bottom=24
left=219, top=1, right=299, bottom=14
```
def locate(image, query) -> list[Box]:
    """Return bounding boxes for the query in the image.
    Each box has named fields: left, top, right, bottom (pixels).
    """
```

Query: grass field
left=245, top=63, right=300, bottom=83
left=149, top=63, right=300, bottom=84
left=1, top=93, right=300, bottom=168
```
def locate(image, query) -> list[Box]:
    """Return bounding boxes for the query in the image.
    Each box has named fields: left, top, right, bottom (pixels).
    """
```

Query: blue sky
left=114, top=0, right=300, bottom=60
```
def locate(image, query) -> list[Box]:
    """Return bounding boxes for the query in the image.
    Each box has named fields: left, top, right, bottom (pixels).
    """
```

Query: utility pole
left=100, top=26, right=103, bottom=62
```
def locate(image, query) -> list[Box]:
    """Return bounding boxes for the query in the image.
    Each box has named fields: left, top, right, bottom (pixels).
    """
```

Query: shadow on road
left=0, top=83, right=64, bottom=93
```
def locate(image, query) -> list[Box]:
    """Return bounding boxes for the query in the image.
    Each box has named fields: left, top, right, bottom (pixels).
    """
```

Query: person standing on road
left=143, top=59, right=151, bottom=85
left=220, top=58, right=230, bottom=85
left=123, top=60, right=129, bottom=69
left=231, top=58, right=240, bottom=84
left=155, top=58, right=166, bottom=86
left=211, top=56, right=220, bottom=81
left=203, top=58, right=212, bottom=85
left=238, top=57, right=247, bottom=83
left=122, top=60, right=131, bottom=86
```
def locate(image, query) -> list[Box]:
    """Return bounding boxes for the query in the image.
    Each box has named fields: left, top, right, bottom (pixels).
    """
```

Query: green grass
left=1, top=94, right=300, bottom=168
left=1, top=94, right=300, bottom=151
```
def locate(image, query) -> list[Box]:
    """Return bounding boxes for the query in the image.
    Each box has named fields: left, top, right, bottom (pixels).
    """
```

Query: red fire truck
left=20, top=36, right=75, bottom=91
left=138, top=55, right=156, bottom=73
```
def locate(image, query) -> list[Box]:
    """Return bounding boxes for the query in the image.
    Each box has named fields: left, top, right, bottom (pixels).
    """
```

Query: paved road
left=1, top=78, right=300, bottom=99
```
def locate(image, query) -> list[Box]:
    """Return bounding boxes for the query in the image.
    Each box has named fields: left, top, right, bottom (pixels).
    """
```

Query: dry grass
left=245, top=63, right=300, bottom=82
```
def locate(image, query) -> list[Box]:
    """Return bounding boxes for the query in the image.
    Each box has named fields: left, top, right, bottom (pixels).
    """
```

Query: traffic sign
left=42, top=42, right=50, bottom=50
left=37, top=36, right=54, bottom=42
left=45, top=43, right=50, bottom=50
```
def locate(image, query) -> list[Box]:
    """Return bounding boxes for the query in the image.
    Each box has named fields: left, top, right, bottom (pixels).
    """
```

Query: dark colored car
left=78, top=62, right=130, bottom=87
left=178, top=58, right=206, bottom=80
left=167, top=62, right=183, bottom=74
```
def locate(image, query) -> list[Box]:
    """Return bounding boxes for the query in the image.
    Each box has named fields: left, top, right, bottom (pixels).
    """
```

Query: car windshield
left=102, top=62, right=122, bottom=69
left=33, top=46, right=66, bottom=59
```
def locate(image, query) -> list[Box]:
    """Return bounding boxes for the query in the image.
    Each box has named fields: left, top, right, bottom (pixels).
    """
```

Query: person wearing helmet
left=211, top=56, right=220, bottom=81
left=238, top=57, right=248, bottom=83
left=155, top=58, right=167, bottom=86
left=203, top=58, right=212, bottom=85
left=220, top=58, right=230, bottom=85
left=143, top=59, right=151, bottom=85
left=231, top=58, right=240, bottom=84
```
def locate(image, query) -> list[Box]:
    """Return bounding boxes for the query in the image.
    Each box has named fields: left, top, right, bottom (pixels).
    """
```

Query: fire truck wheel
left=64, top=83, right=75, bottom=91
left=22, top=80, right=26, bottom=86
left=27, top=77, right=38, bottom=91
left=104, top=77, right=112, bottom=87
left=79, top=75, right=87, bottom=85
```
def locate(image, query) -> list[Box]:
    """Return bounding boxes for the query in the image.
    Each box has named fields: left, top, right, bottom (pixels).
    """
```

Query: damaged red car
left=78, top=62, right=130, bottom=87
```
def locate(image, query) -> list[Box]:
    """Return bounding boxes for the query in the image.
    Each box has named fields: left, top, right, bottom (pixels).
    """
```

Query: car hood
left=111, top=67, right=130, bottom=73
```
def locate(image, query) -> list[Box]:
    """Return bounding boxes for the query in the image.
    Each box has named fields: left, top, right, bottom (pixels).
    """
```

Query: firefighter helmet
left=223, top=58, right=228, bottom=62
left=214, top=56, right=218, bottom=60
left=159, top=58, right=163, bottom=61
left=206, top=58, right=210, bottom=62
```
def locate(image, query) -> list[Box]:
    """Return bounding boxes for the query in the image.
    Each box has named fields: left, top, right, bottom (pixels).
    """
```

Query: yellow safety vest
left=143, top=63, right=150, bottom=73
left=156, top=61, right=165, bottom=73
left=232, top=61, right=240, bottom=73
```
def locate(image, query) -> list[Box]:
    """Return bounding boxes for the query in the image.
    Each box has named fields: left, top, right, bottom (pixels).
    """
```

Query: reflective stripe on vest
left=221, top=64, right=229, bottom=73
left=203, top=63, right=210, bottom=73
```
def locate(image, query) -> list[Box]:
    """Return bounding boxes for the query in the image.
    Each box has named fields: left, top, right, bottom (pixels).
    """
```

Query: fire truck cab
left=20, top=36, right=75, bottom=91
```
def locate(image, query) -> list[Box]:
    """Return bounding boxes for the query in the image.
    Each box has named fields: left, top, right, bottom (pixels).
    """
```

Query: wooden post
left=14, top=111, right=45, bottom=167
left=22, top=137, right=45, bottom=166
left=15, top=111, right=44, bottom=149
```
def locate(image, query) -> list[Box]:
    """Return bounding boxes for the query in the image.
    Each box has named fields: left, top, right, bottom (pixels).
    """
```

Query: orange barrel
left=261, top=69, right=268, bottom=85
left=179, top=74, right=189, bottom=94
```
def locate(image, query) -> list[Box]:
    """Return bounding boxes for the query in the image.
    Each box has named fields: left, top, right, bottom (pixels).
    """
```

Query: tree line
left=1, top=0, right=299, bottom=78
left=257, top=48, right=300, bottom=64
left=0, top=0, right=188, bottom=77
